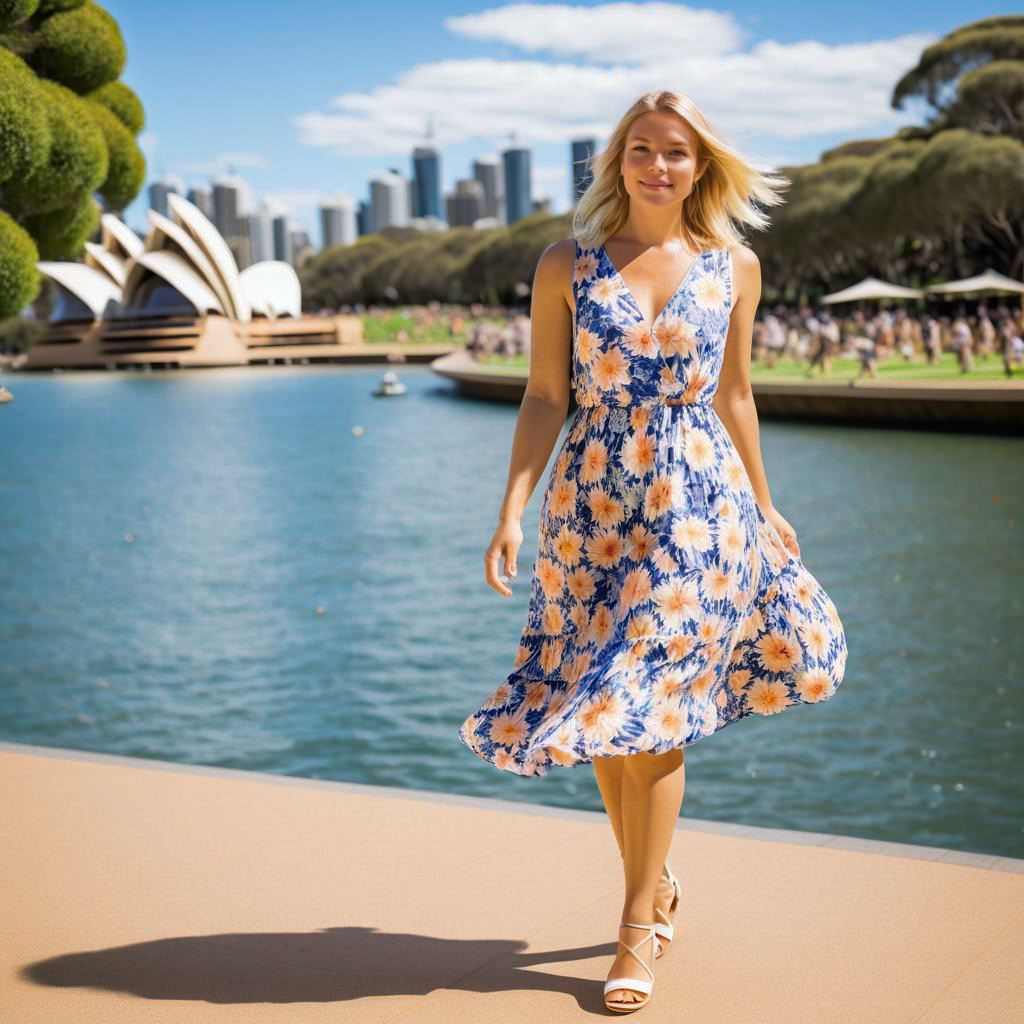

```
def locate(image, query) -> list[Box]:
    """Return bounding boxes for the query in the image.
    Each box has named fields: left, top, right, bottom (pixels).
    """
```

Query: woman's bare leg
left=603, top=747, right=685, bottom=1005
left=594, top=750, right=683, bottom=937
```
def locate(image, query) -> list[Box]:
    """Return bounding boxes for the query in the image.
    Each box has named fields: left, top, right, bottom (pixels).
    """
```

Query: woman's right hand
left=484, top=519, right=523, bottom=597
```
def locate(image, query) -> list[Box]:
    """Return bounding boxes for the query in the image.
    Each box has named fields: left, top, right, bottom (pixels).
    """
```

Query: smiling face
left=620, top=109, right=704, bottom=207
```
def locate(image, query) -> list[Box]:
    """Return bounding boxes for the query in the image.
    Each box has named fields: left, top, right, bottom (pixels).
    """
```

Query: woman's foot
left=605, top=921, right=656, bottom=1009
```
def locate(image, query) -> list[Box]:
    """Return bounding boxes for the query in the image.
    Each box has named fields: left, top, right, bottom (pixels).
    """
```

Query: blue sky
left=103, top=1, right=1008, bottom=245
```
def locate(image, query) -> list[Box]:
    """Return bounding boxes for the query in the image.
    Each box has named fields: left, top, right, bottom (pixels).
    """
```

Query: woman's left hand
left=764, top=506, right=800, bottom=559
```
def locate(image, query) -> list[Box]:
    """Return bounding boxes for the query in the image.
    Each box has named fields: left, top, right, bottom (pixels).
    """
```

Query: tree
left=0, top=0, right=145, bottom=319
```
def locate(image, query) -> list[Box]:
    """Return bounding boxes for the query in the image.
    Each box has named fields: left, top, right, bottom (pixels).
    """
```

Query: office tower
left=502, top=145, right=531, bottom=225
left=319, top=196, right=357, bottom=249
left=369, top=170, right=411, bottom=232
left=473, top=156, right=504, bottom=223
left=446, top=179, right=486, bottom=227
left=212, top=175, right=249, bottom=267
left=357, top=200, right=371, bottom=237
left=148, top=174, right=183, bottom=217
left=289, top=227, right=313, bottom=267
left=187, top=186, right=214, bottom=220
left=412, top=145, right=442, bottom=220
left=571, top=138, right=597, bottom=202
left=272, top=215, right=293, bottom=264
left=246, top=205, right=274, bottom=263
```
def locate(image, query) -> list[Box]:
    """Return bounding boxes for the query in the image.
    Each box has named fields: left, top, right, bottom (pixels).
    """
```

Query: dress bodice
left=571, top=240, right=734, bottom=409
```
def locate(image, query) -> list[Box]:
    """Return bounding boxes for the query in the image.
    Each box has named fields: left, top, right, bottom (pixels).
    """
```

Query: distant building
left=148, top=174, right=184, bottom=218
left=446, top=179, right=485, bottom=227
left=473, top=156, right=504, bottom=224
left=212, top=176, right=250, bottom=269
left=369, top=169, right=411, bottom=231
left=272, top=215, right=292, bottom=264
left=412, top=145, right=442, bottom=220
left=356, top=199, right=371, bottom=237
left=246, top=206, right=274, bottom=264
left=502, top=146, right=531, bottom=224
left=319, top=197, right=356, bottom=249
left=187, top=186, right=214, bottom=220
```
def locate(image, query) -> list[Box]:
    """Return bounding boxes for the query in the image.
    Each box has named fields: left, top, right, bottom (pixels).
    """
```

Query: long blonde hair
left=572, top=90, right=789, bottom=251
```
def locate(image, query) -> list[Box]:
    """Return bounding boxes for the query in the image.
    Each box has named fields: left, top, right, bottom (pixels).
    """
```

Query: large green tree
left=0, top=0, right=145, bottom=320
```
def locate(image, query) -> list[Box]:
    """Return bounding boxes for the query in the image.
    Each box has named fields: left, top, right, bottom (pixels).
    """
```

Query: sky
left=101, top=1, right=1009, bottom=245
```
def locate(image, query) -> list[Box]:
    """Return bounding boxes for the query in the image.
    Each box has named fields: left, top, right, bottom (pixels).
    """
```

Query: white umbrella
left=821, top=277, right=924, bottom=303
left=923, top=269, right=1024, bottom=296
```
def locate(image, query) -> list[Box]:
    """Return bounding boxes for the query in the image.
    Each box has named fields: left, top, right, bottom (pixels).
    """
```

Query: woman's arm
left=712, top=246, right=801, bottom=558
left=484, top=239, right=576, bottom=596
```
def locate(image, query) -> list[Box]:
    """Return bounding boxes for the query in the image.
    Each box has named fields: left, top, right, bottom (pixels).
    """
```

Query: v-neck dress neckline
left=599, top=242, right=708, bottom=331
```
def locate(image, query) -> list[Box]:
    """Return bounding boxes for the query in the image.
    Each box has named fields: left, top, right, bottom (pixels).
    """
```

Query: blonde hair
left=572, top=89, right=789, bottom=251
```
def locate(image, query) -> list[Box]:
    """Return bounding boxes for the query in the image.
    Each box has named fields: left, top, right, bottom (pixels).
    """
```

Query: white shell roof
left=239, top=261, right=301, bottom=319
left=37, top=261, right=122, bottom=316
left=84, top=242, right=128, bottom=287
left=122, top=250, right=225, bottom=316
left=144, top=209, right=235, bottom=318
left=100, top=213, right=144, bottom=260
left=167, top=193, right=251, bottom=322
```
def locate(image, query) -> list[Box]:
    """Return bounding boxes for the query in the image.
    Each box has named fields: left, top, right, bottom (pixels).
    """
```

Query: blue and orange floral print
left=459, top=238, right=848, bottom=777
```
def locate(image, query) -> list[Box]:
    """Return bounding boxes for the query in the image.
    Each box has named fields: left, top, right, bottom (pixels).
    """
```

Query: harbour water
left=1, top=365, right=1021, bottom=858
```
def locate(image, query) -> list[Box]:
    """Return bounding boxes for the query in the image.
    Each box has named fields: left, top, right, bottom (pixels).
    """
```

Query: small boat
left=0, top=386, right=13, bottom=404
left=372, top=370, right=406, bottom=396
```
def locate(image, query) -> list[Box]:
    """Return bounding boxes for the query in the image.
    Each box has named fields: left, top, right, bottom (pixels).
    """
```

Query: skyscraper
left=148, top=174, right=184, bottom=217
left=319, top=196, right=357, bottom=249
left=473, top=156, right=504, bottom=224
left=369, top=170, right=411, bottom=232
left=502, top=145, right=532, bottom=225
left=412, top=145, right=442, bottom=220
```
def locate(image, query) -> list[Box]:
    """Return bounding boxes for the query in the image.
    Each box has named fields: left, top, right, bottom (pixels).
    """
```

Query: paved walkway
left=2, top=740, right=1022, bottom=1022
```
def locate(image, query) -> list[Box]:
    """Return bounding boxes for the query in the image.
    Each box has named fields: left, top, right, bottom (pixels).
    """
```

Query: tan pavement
left=2, top=740, right=1022, bottom=1023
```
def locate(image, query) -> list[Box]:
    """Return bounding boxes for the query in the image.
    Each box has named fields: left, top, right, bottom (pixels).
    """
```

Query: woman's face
left=620, top=110, right=703, bottom=205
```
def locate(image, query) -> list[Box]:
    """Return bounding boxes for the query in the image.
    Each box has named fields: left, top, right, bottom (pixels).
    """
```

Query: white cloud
left=293, top=2, right=935, bottom=160
left=445, top=2, right=744, bottom=63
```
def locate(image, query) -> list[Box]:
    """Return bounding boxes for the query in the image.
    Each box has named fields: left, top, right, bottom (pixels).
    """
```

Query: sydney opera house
left=22, top=194, right=361, bottom=370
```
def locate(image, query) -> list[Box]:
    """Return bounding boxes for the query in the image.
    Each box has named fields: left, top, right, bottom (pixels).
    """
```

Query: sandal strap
left=604, top=976, right=653, bottom=997
left=616, top=922, right=656, bottom=983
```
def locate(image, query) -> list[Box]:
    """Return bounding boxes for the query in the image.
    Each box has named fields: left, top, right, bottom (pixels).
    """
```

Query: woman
left=459, top=90, right=848, bottom=1014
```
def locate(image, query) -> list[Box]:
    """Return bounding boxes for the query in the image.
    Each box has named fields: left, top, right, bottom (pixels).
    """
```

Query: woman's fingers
left=484, top=545, right=514, bottom=597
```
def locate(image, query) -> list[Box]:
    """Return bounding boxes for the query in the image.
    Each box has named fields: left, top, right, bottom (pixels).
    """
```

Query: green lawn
left=361, top=311, right=506, bottom=344
left=474, top=350, right=1022, bottom=382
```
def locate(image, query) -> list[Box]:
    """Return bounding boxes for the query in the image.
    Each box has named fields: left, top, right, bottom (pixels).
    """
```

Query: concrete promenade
left=2, top=740, right=1022, bottom=1023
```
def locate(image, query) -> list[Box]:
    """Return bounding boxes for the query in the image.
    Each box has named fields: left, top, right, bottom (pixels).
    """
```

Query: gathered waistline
left=576, top=396, right=715, bottom=410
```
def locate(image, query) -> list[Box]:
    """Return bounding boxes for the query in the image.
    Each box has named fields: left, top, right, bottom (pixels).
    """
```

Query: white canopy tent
left=923, top=269, right=1024, bottom=297
left=821, top=277, right=924, bottom=304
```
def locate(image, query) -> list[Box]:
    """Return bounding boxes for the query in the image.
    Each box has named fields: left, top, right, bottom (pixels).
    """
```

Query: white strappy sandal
left=604, top=921, right=657, bottom=1013
left=653, top=862, right=682, bottom=959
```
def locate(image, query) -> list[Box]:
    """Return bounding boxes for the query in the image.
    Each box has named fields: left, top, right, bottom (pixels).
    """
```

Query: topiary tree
left=0, top=0, right=145, bottom=319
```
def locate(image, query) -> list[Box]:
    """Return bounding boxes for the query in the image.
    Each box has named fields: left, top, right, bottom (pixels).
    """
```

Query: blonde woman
left=460, top=90, right=847, bottom=1014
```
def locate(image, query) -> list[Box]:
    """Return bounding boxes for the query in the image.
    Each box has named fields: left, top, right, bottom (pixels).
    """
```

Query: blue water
left=1, top=366, right=1022, bottom=859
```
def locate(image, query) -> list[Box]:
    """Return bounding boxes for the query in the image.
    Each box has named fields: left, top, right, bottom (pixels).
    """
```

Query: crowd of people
left=454, top=298, right=1024, bottom=381
left=754, top=302, right=1024, bottom=378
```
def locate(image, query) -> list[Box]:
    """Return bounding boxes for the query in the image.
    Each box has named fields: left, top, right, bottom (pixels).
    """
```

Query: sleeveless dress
left=458, top=238, right=848, bottom=777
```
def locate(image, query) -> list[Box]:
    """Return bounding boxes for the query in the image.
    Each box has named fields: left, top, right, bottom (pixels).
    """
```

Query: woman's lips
left=640, top=180, right=671, bottom=189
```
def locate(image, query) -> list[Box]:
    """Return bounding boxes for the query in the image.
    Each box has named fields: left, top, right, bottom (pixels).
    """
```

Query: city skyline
left=105, top=0, right=1010, bottom=242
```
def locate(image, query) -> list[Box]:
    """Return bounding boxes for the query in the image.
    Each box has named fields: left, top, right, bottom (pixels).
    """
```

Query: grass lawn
left=474, top=350, right=1023, bottom=382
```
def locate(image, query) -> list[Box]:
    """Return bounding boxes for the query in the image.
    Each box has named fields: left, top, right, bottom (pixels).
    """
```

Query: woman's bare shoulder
left=726, top=242, right=759, bottom=272
left=534, top=238, right=578, bottom=301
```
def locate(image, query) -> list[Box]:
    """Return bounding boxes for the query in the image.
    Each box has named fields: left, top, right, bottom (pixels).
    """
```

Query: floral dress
left=459, top=238, right=848, bottom=777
